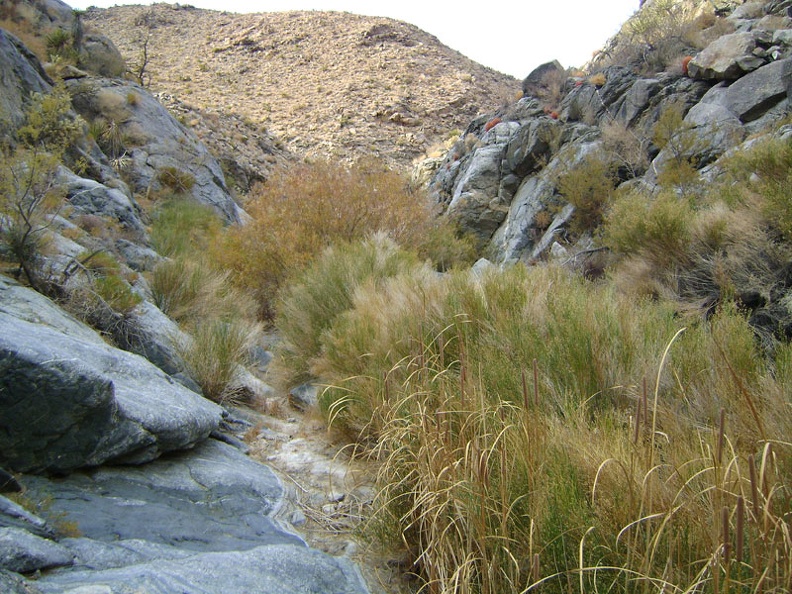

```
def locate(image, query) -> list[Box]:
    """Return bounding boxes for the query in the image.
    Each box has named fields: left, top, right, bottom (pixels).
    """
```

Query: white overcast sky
left=66, top=1, right=641, bottom=78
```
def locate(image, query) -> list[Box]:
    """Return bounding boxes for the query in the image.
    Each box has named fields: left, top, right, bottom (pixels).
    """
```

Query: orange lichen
left=484, top=117, right=502, bottom=132
left=681, top=56, right=693, bottom=76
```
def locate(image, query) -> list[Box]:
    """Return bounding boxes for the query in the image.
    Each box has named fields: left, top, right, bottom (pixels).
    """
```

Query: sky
left=66, top=1, right=641, bottom=79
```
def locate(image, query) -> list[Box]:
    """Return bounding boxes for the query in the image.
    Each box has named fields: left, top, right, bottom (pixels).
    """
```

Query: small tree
left=0, top=83, right=81, bottom=291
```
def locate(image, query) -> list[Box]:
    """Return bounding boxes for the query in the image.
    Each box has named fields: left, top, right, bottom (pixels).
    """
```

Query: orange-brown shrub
left=213, top=159, right=473, bottom=321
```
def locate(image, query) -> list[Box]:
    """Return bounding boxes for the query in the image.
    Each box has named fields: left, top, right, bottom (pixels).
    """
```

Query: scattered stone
left=289, top=383, right=319, bottom=412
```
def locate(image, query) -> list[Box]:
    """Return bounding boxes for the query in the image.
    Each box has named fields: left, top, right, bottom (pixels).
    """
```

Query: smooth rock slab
left=21, top=440, right=297, bottom=553
left=35, top=544, right=370, bottom=594
left=0, top=527, right=73, bottom=574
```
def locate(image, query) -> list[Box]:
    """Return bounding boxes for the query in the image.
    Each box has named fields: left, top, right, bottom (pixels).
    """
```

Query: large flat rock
left=13, top=440, right=370, bottom=594
left=21, top=440, right=295, bottom=552
left=35, top=544, right=369, bottom=594
left=0, top=275, right=223, bottom=474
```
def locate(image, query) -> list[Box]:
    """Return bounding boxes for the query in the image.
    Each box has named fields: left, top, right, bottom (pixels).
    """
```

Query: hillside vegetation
left=1, top=0, right=791, bottom=592
left=81, top=3, right=520, bottom=170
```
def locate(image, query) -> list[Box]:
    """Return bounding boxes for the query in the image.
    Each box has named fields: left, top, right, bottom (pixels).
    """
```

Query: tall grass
left=276, top=240, right=792, bottom=593
left=148, top=198, right=258, bottom=402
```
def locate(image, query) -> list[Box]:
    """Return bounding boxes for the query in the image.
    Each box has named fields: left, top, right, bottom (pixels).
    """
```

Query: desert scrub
left=603, top=189, right=693, bottom=267
left=0, top=83, right=80, bottom=291
left=148, top=197, right=258, bottom=402
left=215, top=159, right=474, bottom=321
left=289, top=258, right=792, bottom=593
left=274, top=234, right=423, bottom=389
left=556, top=153, right=617, bottom=235
left=723, top=135, right=792, bottom=239
left=150, top=255, right=254, bottom=325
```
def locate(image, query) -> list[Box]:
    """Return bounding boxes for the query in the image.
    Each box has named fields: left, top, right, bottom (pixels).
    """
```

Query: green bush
left=557, top=154, right=617, bottom=235
left=725, top=136, right=792, bottom=238
left=274, top=234, right=423, bottom=388
left=603, top=189, right=693, bottom=266
left=0, top=84, right=79, bottom=290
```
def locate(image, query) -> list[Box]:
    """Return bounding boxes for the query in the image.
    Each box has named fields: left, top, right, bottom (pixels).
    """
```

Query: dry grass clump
left=147, top=198, right=258, bottom=403
left=214, top=159, right=475, bottom=321
left=275, top=244, right=791, bottom=593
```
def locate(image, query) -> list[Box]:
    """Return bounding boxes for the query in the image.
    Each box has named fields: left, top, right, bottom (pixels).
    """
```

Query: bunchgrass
left=275, top=238, right=792, bottom=593
left=178, top=318, right=257, bottom=404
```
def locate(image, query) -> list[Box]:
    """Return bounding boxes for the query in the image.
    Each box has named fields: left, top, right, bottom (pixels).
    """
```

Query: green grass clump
left=178, top=318, right=256, bottom=404
left=275, top=233, right=424, bottom=389
left=150, top=198, right=222, bottom=258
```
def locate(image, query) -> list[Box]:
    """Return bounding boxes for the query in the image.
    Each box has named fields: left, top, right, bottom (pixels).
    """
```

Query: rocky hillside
left=81, top=3, right=520, bottom=173
left=431, top=0, right=791, bottom=258
left=0, top=2, right=377, bottom=591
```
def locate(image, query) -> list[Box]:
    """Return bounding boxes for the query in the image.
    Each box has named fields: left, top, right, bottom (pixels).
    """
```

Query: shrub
left=215, top=159, right=471, bottom=321
left=1, top=84, right=78, bottom=290
left=45, top=28, right=76, bottom=62
left=649, top=102, right=711, bottom=196
left=595, top=0, right=710, bottom=74
left=601, top=119, right=649, bottom=179
left=725, top=136, right=792, bottom=239
left=150, top=255, right=255, bottom=325
left=557, top=154, right=617, bottom=235
left=156, top=166, right=196, bottom=195
left=603, top=189, right=693, bottom=266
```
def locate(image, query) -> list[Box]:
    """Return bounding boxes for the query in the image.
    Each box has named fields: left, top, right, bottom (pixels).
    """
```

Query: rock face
left=0, top=29, right=52, bottom=139
left=429, top=2, right=792, bottom=264
left=1, top=440, right=370, bottom=594
left=0, top=274, right=370, bottom=592
left=67, top=78, right=245, bottom=224
left=0, top=275, right=223, bottom=474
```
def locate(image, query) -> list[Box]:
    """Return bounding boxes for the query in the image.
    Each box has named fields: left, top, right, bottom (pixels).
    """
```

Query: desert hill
left=81, top=3, right=521, bottom=172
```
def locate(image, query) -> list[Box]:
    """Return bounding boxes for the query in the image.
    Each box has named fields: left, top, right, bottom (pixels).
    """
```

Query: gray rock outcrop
left=0, top=274, right=223, bottom=474
left=428, top=2, right=791, bottom=265
left=67, top=78, right=245, bottom=224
